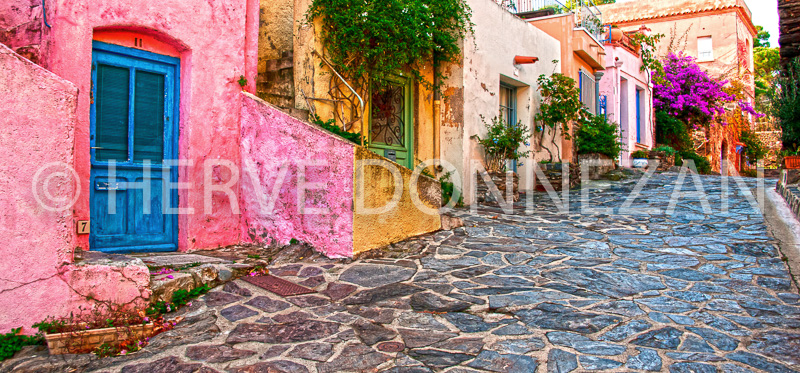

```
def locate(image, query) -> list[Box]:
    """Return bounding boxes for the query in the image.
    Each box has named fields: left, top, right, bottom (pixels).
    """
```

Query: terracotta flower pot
left=609, top=28, right=624, bottom=42
left=44, top=323, right=154, bottom=355
left=786, top=156, right=800, bottom=169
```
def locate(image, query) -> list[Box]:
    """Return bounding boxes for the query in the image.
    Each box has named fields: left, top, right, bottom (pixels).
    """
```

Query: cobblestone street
left=6, top=172, right=800, bottom=373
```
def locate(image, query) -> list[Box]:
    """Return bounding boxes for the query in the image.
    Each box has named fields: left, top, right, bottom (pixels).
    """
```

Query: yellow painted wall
left=352, top=147, right=441, bottom=255
left=258, top=0, right=294, bottom=72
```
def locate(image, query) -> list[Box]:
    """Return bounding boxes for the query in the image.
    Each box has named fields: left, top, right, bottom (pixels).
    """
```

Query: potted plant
left=631, top=150, right=650, bottom=168
left=471, top=115, right=531, bottom=203
left=34, top=304, right=174, bottom=356
left=784, top=147, right=800, bottom=169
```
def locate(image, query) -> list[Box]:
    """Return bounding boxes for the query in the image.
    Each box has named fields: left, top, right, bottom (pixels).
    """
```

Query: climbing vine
left=629, top=32, right=666, bottom=85
left=307, top=0, right=473, bottom=92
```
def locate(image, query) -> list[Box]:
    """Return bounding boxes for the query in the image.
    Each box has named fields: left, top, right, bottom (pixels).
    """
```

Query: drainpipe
left=594, top=71, right=604, bottom=116
left=433, top=55, right=441, bottom=172
left=42, top=0, right=52, bottom=28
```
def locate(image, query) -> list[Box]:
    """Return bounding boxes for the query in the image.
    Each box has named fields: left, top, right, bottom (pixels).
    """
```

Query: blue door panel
left=90, top=42, right=179, bottom=253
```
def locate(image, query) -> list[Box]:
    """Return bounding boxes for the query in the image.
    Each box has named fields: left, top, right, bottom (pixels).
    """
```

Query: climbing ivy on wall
left=307, top=0, right=473, bottom=91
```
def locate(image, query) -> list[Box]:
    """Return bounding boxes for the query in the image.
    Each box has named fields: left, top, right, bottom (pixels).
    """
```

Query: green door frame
left=368, top=74, right=414, bottom=169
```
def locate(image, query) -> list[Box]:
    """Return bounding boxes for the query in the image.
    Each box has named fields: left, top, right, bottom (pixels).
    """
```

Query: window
left=636, top=87, right=644, bottom=144
left=579, top=70, right=596, bottom=114
left=698, top=36, right=713, bottom=61
left=499, top=83, right=516, bottom=126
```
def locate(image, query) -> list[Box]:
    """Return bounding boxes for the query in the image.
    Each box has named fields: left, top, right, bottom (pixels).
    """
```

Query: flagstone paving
left=5, top=172, right=800, bottom=373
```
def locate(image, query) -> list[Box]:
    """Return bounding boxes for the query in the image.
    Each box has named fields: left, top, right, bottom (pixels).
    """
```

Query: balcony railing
left=498, top=0, right=604, bottom=43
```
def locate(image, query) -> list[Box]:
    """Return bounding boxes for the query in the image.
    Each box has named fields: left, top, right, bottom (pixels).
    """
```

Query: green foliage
left=676, top=150, right=711, bottom=174
left=147, top=285, right=210, bottom=315
left=653, top=145, right=677, bottom=156
left=740, top=129, right=768, bottom=163
left=755, top=47, right=779, bottom=112
left=307, top=0, right=473, bottom=91
left=773, top=57, right=800, bottom=151
left=238, top=75, right=248, bottom=88
left=311, top=114, right=365, bottom=145
left=471, top=115, right=531, bottom=173
left=631, top=150, right=649, bottom=159
left=439, top=171, right=463, bottom=207
left=0, top=328, right=42, bottom=361
left=290, top=238, right=301, bottom=245
left=655, top=111, right=692, bottom=151
left=575, top=114, right=623, bottom=159
left=535, top=73, right=584, bottom=135
left=754, top=25, right=771, bottom=48
left=32, top=319, right=67, bottom=335
left=247, top=254, right=261, bottom=259
left=629, top=32, right=666, bottom=85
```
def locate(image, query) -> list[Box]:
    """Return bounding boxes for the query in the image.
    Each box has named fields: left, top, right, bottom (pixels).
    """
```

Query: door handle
left=91, top=147, right=105, bottom=150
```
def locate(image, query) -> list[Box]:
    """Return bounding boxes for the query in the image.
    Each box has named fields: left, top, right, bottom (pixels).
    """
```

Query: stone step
left=264, top=57, right=293, bottom=72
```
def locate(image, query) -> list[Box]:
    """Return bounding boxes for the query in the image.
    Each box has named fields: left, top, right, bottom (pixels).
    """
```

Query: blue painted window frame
left=635, top=88, right=642, bottom=144
left=90, top=41, right=181, bottom=253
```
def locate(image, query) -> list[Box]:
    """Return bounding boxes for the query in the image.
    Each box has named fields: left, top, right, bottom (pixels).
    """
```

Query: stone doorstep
left=77, top=251, right=262, bottom=304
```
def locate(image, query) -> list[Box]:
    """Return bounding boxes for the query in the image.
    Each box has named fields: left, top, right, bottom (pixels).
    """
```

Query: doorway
left=90, top=41, right=180, bottom=253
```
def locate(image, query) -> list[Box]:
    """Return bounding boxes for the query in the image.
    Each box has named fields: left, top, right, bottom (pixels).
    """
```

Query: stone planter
left=44, top=323, right=154, bottom=355
left=578, top=153, right=615, bottom=180
left=535, top=163, right=580, bottom=191
left=632, top=158, right=648, bottom=168
left=476, top=171, right=519, bottom=206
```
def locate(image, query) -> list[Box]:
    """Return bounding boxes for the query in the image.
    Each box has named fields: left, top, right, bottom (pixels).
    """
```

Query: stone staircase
left=257, top=51, right=309, bottom=122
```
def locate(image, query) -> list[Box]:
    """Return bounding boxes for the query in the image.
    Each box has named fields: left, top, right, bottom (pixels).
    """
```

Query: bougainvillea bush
left=653, top=53, right=734, bottom=127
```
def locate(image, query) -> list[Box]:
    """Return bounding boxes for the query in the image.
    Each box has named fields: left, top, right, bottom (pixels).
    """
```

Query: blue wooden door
left=90, top=42, right=179, bottom=253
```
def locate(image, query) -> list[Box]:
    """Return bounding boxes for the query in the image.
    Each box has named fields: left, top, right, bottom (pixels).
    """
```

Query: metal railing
left=498, top=0, right=603, bottom=43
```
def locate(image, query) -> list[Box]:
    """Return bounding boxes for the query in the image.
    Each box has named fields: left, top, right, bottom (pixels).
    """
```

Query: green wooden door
left=368, top=76, right=414, bottom=168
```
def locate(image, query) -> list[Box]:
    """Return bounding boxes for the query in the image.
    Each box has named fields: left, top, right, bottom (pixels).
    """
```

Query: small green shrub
left=147, top=284, right=211, bottom=315
left=655, top=111, right=692, bottom=151
left=0, top=328, right=42, bottom=361
left=676, top=150, right=711, bottom=174
left=311, top=114, right=364, bottom=145
left=653, top=145, right=677, bottom=156
left=575, top=114, right=623, bottom=159
left=740, top=129, right=768, bottom=163
left=439, top=172, right=463, bottom=207
left=631, top=150, right=649, bottom=159
left=471, top=115, right=531, bottom=173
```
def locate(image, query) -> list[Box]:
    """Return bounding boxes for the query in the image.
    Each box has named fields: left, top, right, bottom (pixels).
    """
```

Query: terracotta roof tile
left=597, top=0, right=751, bottom=25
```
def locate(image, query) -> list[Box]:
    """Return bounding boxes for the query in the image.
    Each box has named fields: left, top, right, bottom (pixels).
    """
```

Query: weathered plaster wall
left=240, top=93, right=355, bottom=259
left=442, top=0, right=561, bottom=203
left=0, top=0, right=49, bottom=66
left=258, top=0, right=294, bottom=70
left=39, top=0, right=259, bottom=252
left=600, top=43, right=655, bottom=167
left=0, top=45, right=150, bottom=333
left=352, top=148, right=442, bottom=255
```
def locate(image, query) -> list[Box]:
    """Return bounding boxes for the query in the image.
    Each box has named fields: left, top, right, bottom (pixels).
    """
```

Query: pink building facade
left=0, top=0, right=441, bottom=333
left=599, top=32, right=655, bottom=167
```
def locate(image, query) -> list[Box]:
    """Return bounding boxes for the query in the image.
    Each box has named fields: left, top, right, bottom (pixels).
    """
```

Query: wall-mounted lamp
left=514, top=56, right=539, bottom=65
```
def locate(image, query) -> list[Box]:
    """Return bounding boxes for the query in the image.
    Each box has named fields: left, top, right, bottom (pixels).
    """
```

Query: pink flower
left=143, top=317, right=149, bottom=322
left=120, top=350, right=127, bottom=355
left=166, top=275, right=174, bottom=279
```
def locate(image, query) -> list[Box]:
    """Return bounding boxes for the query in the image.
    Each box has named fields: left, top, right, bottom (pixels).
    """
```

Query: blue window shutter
left=133, top=71, right=166, bottom=162
left=95, top=64, right=130, bottom=162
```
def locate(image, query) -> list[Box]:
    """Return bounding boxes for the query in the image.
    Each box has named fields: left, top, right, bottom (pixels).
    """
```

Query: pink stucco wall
left=37, top=0, right=259, bottom=252
left=239, top=94, right=355, bottom=259
left=0, top=44, right=150, bottom=334
left=599, top=43, right=655, bottom=167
